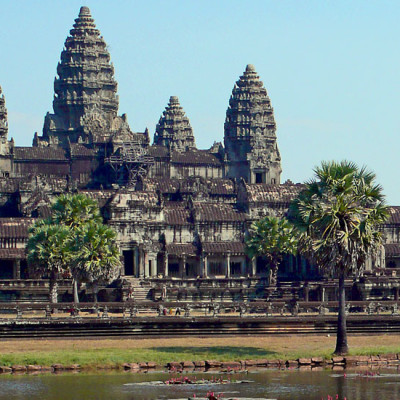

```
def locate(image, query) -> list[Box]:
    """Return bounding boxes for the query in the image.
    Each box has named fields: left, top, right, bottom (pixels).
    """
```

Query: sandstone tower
left=0, top=86, right=12, bottom=159
left=154, top=96, right=196, bottom=152
left=224, top=64, right=281, bottom=184
left=37, top=6, right=135, bottom=148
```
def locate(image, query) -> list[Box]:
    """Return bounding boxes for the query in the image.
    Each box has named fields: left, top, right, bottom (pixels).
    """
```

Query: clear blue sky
left=1, top=1, right=399, bottom=204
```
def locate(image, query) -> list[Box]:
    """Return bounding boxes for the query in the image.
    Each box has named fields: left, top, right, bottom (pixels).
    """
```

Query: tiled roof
left=171, top=150, right=222, bottom=166
left=0, top=248, right=26, bottom=260
left=386, top=207, right=400, bottom=225
left=148, top=145, right=169, bottom=158
left=384, top=243, right=400, bottom=257
left=166, top=243, right=197, bottom=255
left=208, top=179, right=235, bottom=196
left=202, top=242, right=245, bottom=254
left=70, top=144, right=95, bottom=157
left=245, top=183, right=304, bottom=204
left=164, top=206, right=191, bottom=225
left=14, top=147, right=67, bottom=161
left=0, top=218, right=35, bottom=239
left=194, top=203, right=247, bottom=222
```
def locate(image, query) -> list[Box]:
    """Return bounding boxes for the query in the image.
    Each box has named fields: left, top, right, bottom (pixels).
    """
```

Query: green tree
left=27, top=194, right=121, bottom=303
left=245, top=216, right=298, bottom=286
left=289, top=161, right=388, bottom=355
left=71, top=221, right=121, bottom=302
left=27, top=221, right=71, bottom=303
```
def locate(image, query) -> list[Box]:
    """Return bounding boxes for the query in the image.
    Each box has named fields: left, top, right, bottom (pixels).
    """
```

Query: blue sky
left=0, top=1, right=399, bottom=204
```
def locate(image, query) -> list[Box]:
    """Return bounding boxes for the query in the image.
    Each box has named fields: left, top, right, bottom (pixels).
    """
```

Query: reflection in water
left=0, top=368, right=400, bottom=399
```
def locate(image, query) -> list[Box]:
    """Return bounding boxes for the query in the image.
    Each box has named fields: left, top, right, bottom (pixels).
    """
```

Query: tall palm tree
left=245, top=216, right=298, bottom=286
left=289, top=161, right=388, bottom=355
left=71, top=221, right=121, bottom=302
left=27, top=221, right=71, bottom=303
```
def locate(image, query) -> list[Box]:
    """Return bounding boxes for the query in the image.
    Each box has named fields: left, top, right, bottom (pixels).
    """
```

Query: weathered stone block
left=180, top=361, right=195, bottom=369
left=221, top=361, right=241, bottom=369
left=298, top=358, right=312, bottom=365
left=51, top=364, right=64, bottom=370
left=193, top=360, right=206, bottom=368
left=138, top=362, right=148, bottom=369
left=332, top=357, right=344, bottom=364
left=0, top=366, right=12, bottom=373
left=122, top=363, right=140, bottom=370
left=147, top=362, right=157, bottom=368
left=167, top=361, right=182, bottom=369
left=205, top=360, right=222, bottom=368
left=26, top=365, right=41, bottom=371
left=311, top=357, right=324, bottom=364
left=12, top=365, right=27, bottom=372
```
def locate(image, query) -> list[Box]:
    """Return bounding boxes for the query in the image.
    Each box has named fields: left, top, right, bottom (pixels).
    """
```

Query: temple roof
left=13, top=147, right=67, bottom=161
left=154, top=96, right=196, bottom=152
left=194, top=203, right=247, bottom=222
left=384, top=243, right=400, bottom=257
left=386, top=207, right=400, bottom=225
left=244, top=182, right=304, bottom=204
left=202, top=241, right=245, bottom=254
left=0, top=218, right=34, bottom=239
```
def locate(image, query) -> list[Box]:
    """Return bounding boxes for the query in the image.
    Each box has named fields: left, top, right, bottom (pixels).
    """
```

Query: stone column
left=180, top=255, right=187, bottom=279
left=144, top=251, right=149, bottom=278
left=321, top=286, right=326, bottom=302
left=201, top=254, right=208, bottom=278
left=138, top=248, right=144, bottom=278
left=164, top=253, right=169, bottom=277
left=241, top=259, right=246, bottom=276
left=13, top=260, right=21, bottom=280
left=304, top=286, right=310, bottom=302
left=226, top=252, right=231, bottom=278
left=252, top=258, right=257, bottom=276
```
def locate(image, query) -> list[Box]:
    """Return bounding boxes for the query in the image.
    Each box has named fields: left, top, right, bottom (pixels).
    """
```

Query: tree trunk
left=73, top=278, right=79, bottom=304
left=334, top=272, right=349, bottom=355
left=49, top=279, right=58, bottom=304
left=93, top=282, right=98, bottom=303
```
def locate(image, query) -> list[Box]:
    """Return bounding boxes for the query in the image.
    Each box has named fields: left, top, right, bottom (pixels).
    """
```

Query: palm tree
left=289, top=161, right=388, bottom=355
left=27, top=221, right=71, bottom=303
left=245, top=216, right=298, bottom=286
left=27, top=193, right=121, bottom=304
left=71, top=221, right=121, bottom=302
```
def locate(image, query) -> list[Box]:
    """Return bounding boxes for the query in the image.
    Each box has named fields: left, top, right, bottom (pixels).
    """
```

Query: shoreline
left=1, top=354, right=400, bottom=374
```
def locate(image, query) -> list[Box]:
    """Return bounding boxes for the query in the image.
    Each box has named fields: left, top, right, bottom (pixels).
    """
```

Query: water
left=0, top=368, right=399, bottom=399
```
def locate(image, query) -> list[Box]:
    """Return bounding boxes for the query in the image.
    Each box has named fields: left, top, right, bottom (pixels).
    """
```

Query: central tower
left=39, top=6, right=120, bottom=147
left=224, top=65, right=281, bottom=184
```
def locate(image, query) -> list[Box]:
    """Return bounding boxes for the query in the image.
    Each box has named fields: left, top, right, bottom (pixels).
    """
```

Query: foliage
left=245, top=216, right=298, bottom=284
left=289, top=160, right=388, bottom=277
left=289, top=160, right=388, bottom=354
left=27, top=194, right=121, bottom=302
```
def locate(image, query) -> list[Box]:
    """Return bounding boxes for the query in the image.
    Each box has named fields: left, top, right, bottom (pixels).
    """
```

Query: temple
left=0, top=7, right=399, bottom=303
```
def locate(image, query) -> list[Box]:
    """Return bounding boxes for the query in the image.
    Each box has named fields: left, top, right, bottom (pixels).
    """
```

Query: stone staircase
left=123, top=278, right=153, bottom=302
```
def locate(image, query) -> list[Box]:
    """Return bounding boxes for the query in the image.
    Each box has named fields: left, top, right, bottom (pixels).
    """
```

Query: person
left=161, top=284, right=167, bottom=300
left=175, top=307, right=181, bottom=316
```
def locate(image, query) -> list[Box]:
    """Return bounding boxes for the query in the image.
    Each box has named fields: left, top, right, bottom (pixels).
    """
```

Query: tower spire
left=40, top=6, right=119, bottom=146
left=224, top=65, right=281, bottom=184
left=154, top=96, right=196, bottom=152
left=0, top=86, right=8, bottom=140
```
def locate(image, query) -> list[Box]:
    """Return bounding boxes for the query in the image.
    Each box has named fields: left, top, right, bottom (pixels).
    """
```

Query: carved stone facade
left=154, top=96, right=196, bottom=152
left=0, top=7, right=399, bottom=302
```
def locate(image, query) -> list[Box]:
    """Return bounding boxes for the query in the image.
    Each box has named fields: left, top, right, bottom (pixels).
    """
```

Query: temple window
left=209, top=261, right=224, bottom=276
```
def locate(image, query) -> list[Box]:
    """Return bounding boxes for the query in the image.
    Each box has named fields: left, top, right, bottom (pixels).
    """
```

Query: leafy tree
left=27, top=221, right=71, bottom=303
left=27, top=194, right=121, bottom=303
left=289, top=161, right=388, bottom=355
left=245, top=216, right=298, bottom=286
left=71, top=221, right=121, bottom=302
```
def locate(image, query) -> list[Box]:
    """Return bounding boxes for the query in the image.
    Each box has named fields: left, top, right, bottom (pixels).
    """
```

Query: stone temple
left=0, top=7, right=399, bottom=302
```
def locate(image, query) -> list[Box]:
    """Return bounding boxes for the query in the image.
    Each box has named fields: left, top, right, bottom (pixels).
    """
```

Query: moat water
left=0, top=368, right=399, bottom=399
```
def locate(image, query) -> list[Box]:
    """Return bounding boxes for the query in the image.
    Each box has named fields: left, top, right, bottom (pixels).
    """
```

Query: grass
left=1, top=335, right=400, bottom=368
